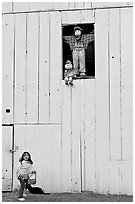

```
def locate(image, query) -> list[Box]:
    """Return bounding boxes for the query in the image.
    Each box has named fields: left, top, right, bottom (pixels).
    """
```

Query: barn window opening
left=62, top=23, right=95, bottom=84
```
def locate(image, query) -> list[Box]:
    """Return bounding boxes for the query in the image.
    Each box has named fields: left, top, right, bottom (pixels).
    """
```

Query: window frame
left=62, top=23, right=95, bottom=80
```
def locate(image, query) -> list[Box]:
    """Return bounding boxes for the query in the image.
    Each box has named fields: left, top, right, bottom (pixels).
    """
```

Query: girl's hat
left=66, top=60, right=72, bottom=64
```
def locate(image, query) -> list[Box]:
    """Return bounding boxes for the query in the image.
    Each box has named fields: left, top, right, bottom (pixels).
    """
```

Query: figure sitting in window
left=72, top=26, right=86, bottom=77
left=64, top=60, right=73, bottom=85
left=63, top=24, right=95, bottom=80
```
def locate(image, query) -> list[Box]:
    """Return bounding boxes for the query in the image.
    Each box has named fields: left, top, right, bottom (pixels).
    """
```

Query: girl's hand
left=18, top=175, right=24, bottom=180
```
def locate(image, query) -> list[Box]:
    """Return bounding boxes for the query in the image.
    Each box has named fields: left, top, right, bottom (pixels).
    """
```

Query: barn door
left=2, top=126, right=14, bottom=191
left=2, top=13, right=15, bottom=191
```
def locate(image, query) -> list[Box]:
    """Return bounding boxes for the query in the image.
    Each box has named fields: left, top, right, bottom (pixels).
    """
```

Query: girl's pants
left=18, top=178, right=31, bottom=198
left=72, top=48, right=86, bottom=74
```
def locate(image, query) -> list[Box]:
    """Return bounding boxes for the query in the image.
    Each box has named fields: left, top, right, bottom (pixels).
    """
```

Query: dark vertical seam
left=11, top=125, right=14, bottom=191
left=94, top=20, right=97, bottom=191
left=83, top=80, right=86, bottom=191
left=80, top=124, right=82, bottom=192
left=94, top=80, right=96, bottom=191
left=13, top=15, right=15, bottom=125
left=108, top=10, right=111, bottom=161
left=49, top=12, right=51, bottom=122
left=91, top=2, right=92, bottom=8
left=60, top=11, right=63, bottom=192
left=11, top=2, right=14, bottom=12
left=25, top=13, right=28, bottom=148
left=80, top=83, right=82, bottom=192
left=25, top=13, right=28, bottom=124
left=79, top=15, right=82, bottom=192
left=37, top=12, right=40, bottom=123
left=119, top=8, right=122, bottom=161
left=12, top=14, right=15, bottom=191
left=107, top=10, right=111, bottom=194
left=70, top=87, right=72, bottom=191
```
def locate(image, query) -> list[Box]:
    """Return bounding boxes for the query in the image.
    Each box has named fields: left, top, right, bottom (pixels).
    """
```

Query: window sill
left=73, top=76, right=95, bottom=80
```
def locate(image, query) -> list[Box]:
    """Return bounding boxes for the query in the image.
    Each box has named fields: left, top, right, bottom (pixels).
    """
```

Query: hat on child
left=74, top=26, right=83, bottom=32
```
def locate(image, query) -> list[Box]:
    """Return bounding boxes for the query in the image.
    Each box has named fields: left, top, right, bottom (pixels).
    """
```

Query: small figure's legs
left=68, top=76, right=73, bottom=85
left=64, top=76, right=69, bottom=85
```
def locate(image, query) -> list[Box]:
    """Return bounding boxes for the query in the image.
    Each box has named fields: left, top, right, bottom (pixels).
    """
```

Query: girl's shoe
left=18, top=198, right=25, bottom=201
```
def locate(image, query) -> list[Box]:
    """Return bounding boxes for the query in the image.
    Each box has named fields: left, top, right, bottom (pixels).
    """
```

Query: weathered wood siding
left=2, top=2, right=133, bottom=194
left=2, top=14, right=14, bottom=124
left=2, top=126, right=13, bottom=191
left=2, top=2, right=133, bottom=13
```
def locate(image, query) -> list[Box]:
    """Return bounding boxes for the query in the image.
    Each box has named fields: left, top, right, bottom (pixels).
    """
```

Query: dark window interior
left=62, top=23, right=95, bottom=79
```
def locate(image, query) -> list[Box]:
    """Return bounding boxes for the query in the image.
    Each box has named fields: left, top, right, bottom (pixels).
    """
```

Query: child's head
left=65, top=60, right=72, bottom=70
left=19, top=151, right=33, bottom=164
left=74, top=26, right=83, bottom=40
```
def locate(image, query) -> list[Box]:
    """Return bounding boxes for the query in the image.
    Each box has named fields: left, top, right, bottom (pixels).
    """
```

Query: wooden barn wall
left=2, top=4, right=133, bottom=195
left=2, top=2, right=133, bottom=13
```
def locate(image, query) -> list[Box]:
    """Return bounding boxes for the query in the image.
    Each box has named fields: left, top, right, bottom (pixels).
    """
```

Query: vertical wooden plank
left=13, top=125, right=26, bottom=189
left=26, top=13, right=38, bottom=123
left=80, top=9, right=95, bottom=23
left=62, top=9, right=95, bottom=25
left=13, top=2, right=30, bottom=12
left=14, top=14, right=26, bottom=123
left=25, top=126, right=47, bottom=189
left=109, top=9, right=121, bottom=160
left=29, top=2, right=42, bottom=11
left=108, top=161, right=121, bottom=194
left=40, top=126, right=52, bottom=192
left=121, top=161, right=133, bottom=195
left=2, top=14, right=14, bottom=124
left=71, top=81, right=81, bottom=192
left=39, top=12, right=50, bottom=123
left=83, top=2, right=92, bottom=9
left=80, top=80, right=85, bottom=192
left=41, top=2, right=54, bottom=11
left=95, top=9, right=109, bottom=193
left=26, top=125, right=52, bottom=192
left=61, top=82, right=72, bottom=192
left=121, top=8, right=133, bottom=161
left=108, top=161, right=133, bottom=195
left=92, top=2, right=130, bottom=9
left=59, top=2, right=69, bottom=10
left=2, top=126, right=12, bottom=191
left=74, top=2, right=84, bottom=9
left=68, top=2, right=75, bottom=9
left=61, top=11, right=67, bottom=25
left=62, top=10, right=81, bottom=24
left=84, top=80, right=96, bottom=191
left=2, top=2, right=12, bottom=13
left=51, top=2, right=61, bottom=10
left=51, top=125, right=62, bottom=192
left=49, top=12, right=62, bottom=123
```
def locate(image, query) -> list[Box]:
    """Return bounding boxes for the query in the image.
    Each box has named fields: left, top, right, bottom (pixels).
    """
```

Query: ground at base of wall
left=2, top=191, right=133, bottom=202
